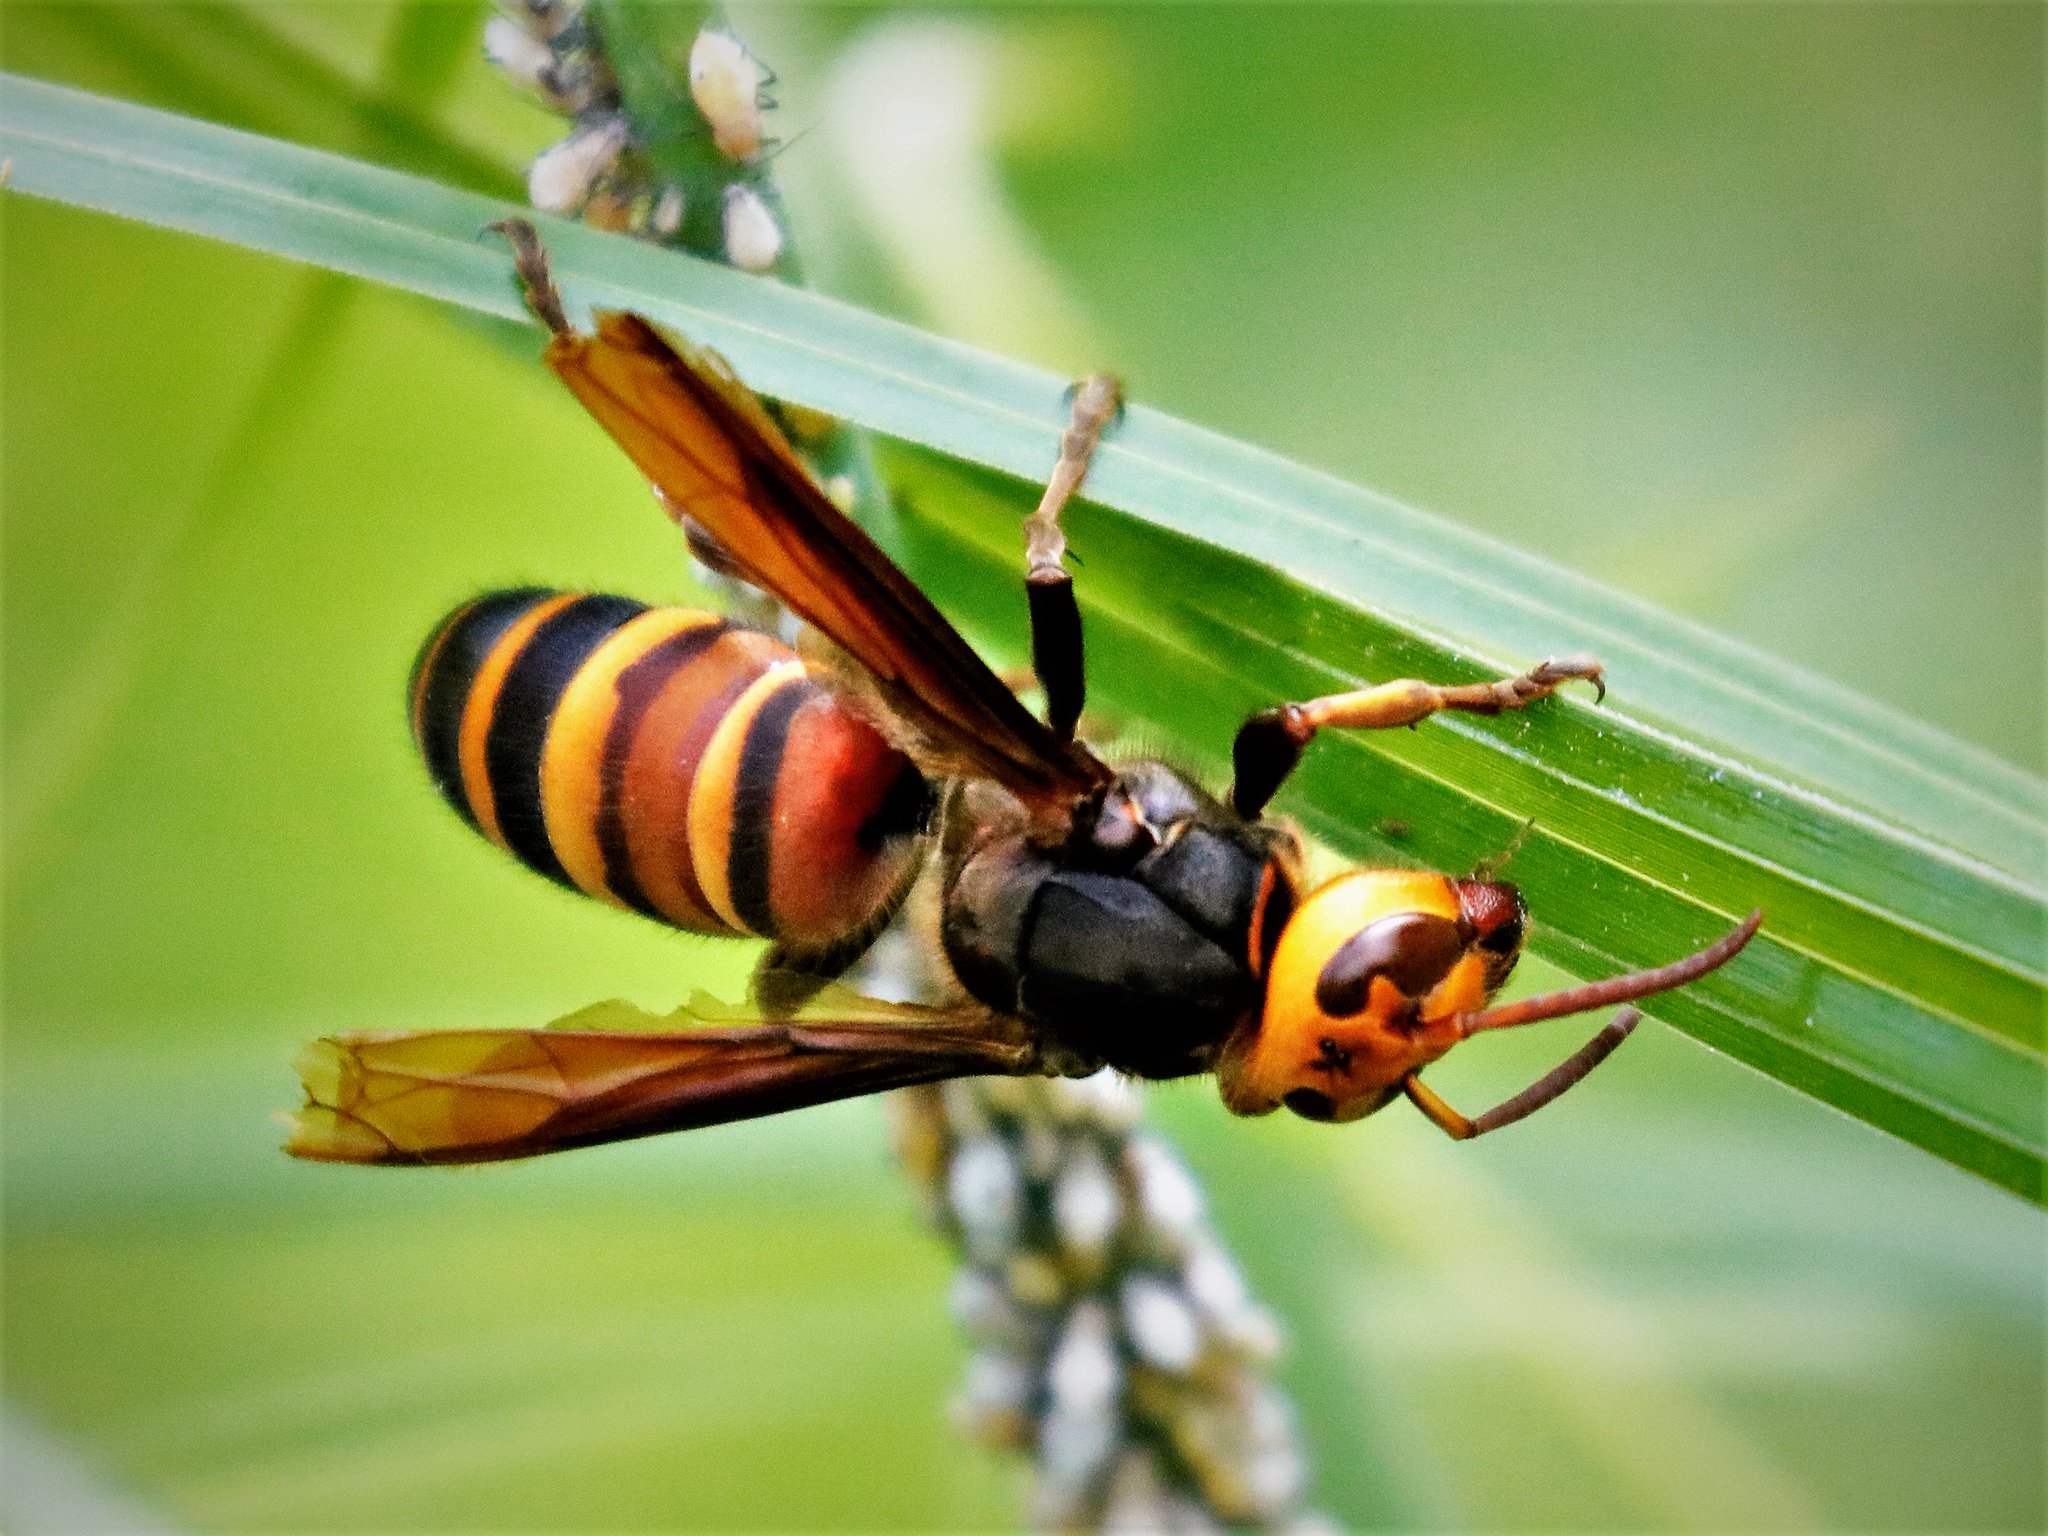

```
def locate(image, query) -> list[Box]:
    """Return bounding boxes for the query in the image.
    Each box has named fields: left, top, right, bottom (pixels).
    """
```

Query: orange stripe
left=540, top=608, right=724, bottom=904
left=687, top=659, right=805, bottom=933
left=620, top=629, right=786, bottom=933
left=457, top=592, right=579, bottom=849
left=1246, top=859, right=1279, bottom=978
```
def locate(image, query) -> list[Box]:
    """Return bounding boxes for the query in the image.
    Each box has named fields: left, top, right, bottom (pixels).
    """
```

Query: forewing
left=284, top=997, right=1038, bottom=1165
left=541, top=311, right=1110, bottom=814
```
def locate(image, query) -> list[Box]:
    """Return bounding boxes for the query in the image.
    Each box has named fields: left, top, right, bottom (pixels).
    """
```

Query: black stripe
left=412, top=589, right=554, bottom=828
left=484, top=594, right=648, bottom=886
left=726, top=677, right=812, bottom=938
left=595, top=619, right=731, bottom=917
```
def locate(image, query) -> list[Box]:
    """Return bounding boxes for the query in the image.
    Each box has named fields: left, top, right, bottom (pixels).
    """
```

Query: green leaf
left=4, top=73, right=2040, bottom=1200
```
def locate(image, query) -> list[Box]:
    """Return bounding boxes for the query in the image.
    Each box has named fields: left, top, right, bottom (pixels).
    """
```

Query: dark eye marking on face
left=1312, top=1037, right=1352, bottom=1075
left=1315, top=912, right=1465, bottom=1018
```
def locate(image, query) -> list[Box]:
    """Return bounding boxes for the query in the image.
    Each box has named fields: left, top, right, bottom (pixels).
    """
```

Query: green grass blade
left=3, top=74, right=2040, bottom=1199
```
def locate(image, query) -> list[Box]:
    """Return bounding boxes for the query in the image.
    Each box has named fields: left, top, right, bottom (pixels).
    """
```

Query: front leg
left=1229, top=656, right=1604, bottom=818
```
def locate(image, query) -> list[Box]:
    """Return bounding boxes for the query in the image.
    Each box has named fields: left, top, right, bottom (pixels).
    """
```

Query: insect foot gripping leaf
left=892, top=1075, right=1326, bottom=1530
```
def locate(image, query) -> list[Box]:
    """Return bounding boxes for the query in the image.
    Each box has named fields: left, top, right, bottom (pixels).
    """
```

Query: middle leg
left=1024, top=374, right=1122, bottom=742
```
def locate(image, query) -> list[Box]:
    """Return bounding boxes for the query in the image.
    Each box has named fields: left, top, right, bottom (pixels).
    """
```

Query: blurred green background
left=4, top=3, right=2042, bottom=1530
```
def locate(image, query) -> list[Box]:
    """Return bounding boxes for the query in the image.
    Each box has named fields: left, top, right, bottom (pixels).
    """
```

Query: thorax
left=938, top=760, right=1303, bottom=1078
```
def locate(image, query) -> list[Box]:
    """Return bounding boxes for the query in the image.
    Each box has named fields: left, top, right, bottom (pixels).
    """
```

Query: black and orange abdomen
left=408, top=590, right=929, bottom=952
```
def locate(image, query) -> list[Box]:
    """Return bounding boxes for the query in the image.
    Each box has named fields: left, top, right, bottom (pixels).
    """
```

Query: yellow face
left=1218, top=868, right=1525, bottom=1122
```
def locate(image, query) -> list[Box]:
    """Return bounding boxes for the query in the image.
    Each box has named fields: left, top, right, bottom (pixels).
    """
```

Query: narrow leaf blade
left=3, top=75, right=2039, bottom=1199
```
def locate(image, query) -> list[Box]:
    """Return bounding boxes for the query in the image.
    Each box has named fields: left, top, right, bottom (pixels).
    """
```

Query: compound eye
left=1281, top=1087, right=1335, bottom=1121
left=1478, top=911, right=1524, bottom=956
left=1457, top=879, right=1526, bottom=955
left=1281, top=1082, right=1399, bottom=1123
left=1314, top=912, right=1465, bottom=1017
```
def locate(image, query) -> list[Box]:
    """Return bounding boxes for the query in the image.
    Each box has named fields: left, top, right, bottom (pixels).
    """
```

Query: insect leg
left=1229, top=655, right=1605, bottom=817
left=1402, top=1008, right=1639, bottom=1139
left=1025, top=374, right=1122, bottom=742
left=490, top=218, right=573, bottom=338
left=752, top=928, right=897, bottom=1017
left=498, top=213, right=786, bottom=632
left=658, top=489, right=794, bottom=633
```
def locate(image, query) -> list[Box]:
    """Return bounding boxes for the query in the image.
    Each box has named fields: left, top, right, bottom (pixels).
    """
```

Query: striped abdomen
left=408, top=590, right=930, bottom=951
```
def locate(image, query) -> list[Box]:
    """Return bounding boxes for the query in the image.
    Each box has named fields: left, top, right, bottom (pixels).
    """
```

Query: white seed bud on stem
left=721, top=183, right=784, bottom=271
left=1046, top=1297, right=1121, bottom=1415
left=650, top=184, right=685, bottom=238
left=689, top=27, right=768, bottom=160
left=483, top=15, right=556, bottom=93
left=1128, top=1134, right=1205, bottom=1248
left=527, top=116, right=626, bottom=214
left=947, top=1134, right=1020, bottom=1263
left=1052, top=1140, right=1122, bottom=1272
left=1121, top=1272, right=1204, bottom=1372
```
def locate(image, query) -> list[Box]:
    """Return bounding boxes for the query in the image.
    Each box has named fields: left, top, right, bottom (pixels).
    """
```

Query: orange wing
left=284, top=995, right=1042, bottom=1166
left=539, top=305, right=1111, bottom=817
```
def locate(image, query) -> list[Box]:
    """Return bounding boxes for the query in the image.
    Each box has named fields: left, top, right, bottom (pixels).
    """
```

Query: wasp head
left=1217, top=869, right=1526, bottom=1122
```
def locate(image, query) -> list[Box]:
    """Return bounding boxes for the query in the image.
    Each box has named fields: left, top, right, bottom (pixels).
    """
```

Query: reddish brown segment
left=591, top=621, right=782, bottom=931
left=764, top=686, right=933, bottom=950
left=537, top=309, right=1112, bottom=820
